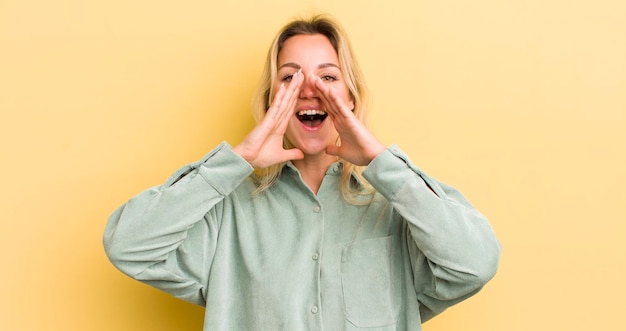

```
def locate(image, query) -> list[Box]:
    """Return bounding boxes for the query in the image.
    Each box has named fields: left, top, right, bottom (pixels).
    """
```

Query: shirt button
left=313, top=206, right=321, bottom=213
left=311, top=305, right=319, bottom=314
left=312, top=252, right=319, bottom=260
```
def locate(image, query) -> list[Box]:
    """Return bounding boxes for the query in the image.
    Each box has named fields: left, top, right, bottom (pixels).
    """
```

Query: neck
left=292, top=153, right=337, bottom=194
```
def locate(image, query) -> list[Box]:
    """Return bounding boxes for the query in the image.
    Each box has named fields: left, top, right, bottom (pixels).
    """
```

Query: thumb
left=325, top=145, right=341, bottom=157
left=282, top=148, right=305, bottom=162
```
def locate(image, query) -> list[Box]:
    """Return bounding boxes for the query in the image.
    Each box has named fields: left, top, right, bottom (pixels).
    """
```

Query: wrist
left=366, top=142, right=386, bottom=165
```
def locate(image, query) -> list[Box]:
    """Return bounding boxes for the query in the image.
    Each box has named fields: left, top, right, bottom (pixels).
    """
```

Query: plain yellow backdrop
left=1, top=0, right=624, bottom=330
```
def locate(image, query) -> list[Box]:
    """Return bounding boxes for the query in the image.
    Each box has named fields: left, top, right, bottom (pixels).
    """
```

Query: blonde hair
left=251, top=14, right=374, bottom=203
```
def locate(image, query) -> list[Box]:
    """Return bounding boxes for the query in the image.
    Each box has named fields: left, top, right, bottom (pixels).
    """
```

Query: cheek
left=273, top=79, right=282, bottom=91
left=344, top=89, right=355, bottom=110
left=270, top=77, right=285, bottom=99
left=284, top=117, right=299, bottom=136
left=334, top=83, right=355, bottom=109
left=270, top=82, right=280, bottom=101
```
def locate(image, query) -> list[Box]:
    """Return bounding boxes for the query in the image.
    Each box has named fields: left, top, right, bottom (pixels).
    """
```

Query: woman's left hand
left=312, top=75, right=386, bottom=166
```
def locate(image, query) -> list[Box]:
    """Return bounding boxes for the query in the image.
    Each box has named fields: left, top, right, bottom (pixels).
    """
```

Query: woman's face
left=275, top=33, right=354, bottom=158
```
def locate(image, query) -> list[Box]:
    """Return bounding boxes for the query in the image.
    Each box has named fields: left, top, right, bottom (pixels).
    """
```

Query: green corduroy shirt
left=104, top=142, right=501, bottom=331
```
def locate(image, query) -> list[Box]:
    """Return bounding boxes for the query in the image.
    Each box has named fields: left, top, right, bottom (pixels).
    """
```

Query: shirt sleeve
left=103, top=142, right=253, bottom=305
left=362, top=144, right=501, bottom=321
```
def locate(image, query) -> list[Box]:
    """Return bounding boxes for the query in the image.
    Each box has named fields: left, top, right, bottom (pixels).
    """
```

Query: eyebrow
left=278, top=62, right=340, bottom=70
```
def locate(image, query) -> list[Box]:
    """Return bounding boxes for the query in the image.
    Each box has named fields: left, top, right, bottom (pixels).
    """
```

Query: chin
left=288, top=138, right=329, bottom=156
left=297, top=144, right=328, bottom=156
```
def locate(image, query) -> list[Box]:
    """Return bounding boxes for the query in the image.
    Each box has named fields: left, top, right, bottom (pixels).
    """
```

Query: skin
left=233, top=34, right=385, bottom=193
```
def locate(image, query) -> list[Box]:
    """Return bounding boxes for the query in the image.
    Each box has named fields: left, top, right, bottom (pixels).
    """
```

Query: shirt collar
left=282, top=160, right=343, bottom=176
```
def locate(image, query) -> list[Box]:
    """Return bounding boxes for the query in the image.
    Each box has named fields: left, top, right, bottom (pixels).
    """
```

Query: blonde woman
left=104, top=14, right=501, bottom=331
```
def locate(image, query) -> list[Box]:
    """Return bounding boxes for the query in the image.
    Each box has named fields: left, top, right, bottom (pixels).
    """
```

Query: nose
left=298, top=73, right=317, bottom=99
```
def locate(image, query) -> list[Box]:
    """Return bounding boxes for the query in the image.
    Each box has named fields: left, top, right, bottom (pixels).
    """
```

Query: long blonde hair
left=251, top=14, right=374, bottom=203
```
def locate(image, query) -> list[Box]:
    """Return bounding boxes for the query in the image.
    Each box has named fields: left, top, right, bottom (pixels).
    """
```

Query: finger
left=272, top=70, right=303, bottom=122
left=267, top=83, right=288, bottom=120
left=271, top=72, right=302, bottom=135
left=312, top=76, right=350, bottom=119
left=282, top=70, right=303, bottom=115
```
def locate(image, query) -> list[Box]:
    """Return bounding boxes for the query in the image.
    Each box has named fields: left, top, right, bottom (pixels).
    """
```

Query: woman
left=104, top=14, right=501, bottom=330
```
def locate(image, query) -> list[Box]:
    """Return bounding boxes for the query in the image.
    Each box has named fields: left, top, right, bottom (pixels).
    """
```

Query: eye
left=281, top=74, right=294, bottom=82
left=320, top=74, right=338, bottom=82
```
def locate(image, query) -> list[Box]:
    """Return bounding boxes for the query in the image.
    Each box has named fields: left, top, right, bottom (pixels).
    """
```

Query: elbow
left=463, top=222, right=502, bottom=288
left=103, top=234, right=132, bottom=275
left=103, top=235, right=121, bottom=264
left=102, top=206, right=142, bottom=276
left=102, top=229, right=148, bottom=278
left=103, top=217, right=125, bottom=268
left=103, top=237, right=153, bottom=279
left=437, top=239, right=501, bottom=300
left=420, top=248, right=493, bottom=317
left=467, top=239, right=502, bottom=291
left=103, top=207, right=125, bottom=265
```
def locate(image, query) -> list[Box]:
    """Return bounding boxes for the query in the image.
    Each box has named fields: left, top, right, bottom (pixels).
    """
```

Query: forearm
left=103, top=142, right=253, bottom=277
left=363, top=145, right=501, bottom=297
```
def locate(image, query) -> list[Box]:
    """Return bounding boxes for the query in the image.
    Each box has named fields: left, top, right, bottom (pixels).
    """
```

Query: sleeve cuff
left=362, top=145, right=437, bottom=201
left=197, top=142, right=254, bottom=196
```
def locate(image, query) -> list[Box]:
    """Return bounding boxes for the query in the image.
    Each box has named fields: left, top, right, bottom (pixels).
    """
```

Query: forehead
left=277, top=34, right=339, bottom=65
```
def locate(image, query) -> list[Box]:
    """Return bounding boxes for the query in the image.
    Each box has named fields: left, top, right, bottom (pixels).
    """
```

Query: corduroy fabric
left=104, top=142, right=501, bottom=331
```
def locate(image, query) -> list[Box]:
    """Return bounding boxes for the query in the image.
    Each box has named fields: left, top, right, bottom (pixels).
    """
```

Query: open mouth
left=297, top=110, right=327, bottom=127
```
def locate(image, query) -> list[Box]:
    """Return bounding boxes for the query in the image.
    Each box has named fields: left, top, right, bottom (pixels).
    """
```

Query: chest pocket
left=341, top=236, right=402, bottom=328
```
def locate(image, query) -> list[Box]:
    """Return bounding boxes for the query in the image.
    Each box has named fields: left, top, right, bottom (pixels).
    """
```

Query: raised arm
left=104, top=69, right=308, bottom=304
left=363, top=146, right=501, bottom=321
left=103, top=143, right=253, bottom=305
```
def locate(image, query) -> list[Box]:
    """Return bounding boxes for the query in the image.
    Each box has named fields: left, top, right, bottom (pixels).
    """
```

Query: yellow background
left=1, top=0, right=624, bottom=330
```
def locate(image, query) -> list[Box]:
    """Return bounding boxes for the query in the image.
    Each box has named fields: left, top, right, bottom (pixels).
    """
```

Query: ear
left=348, top=95, right=355, bottom=111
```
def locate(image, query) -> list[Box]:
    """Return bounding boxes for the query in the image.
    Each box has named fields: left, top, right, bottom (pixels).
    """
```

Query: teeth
left=297, top=110, right=326, bottom=116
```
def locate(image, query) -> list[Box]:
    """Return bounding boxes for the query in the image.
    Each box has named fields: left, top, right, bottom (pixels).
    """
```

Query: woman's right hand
left=233, top=70, right=304, bottom=168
